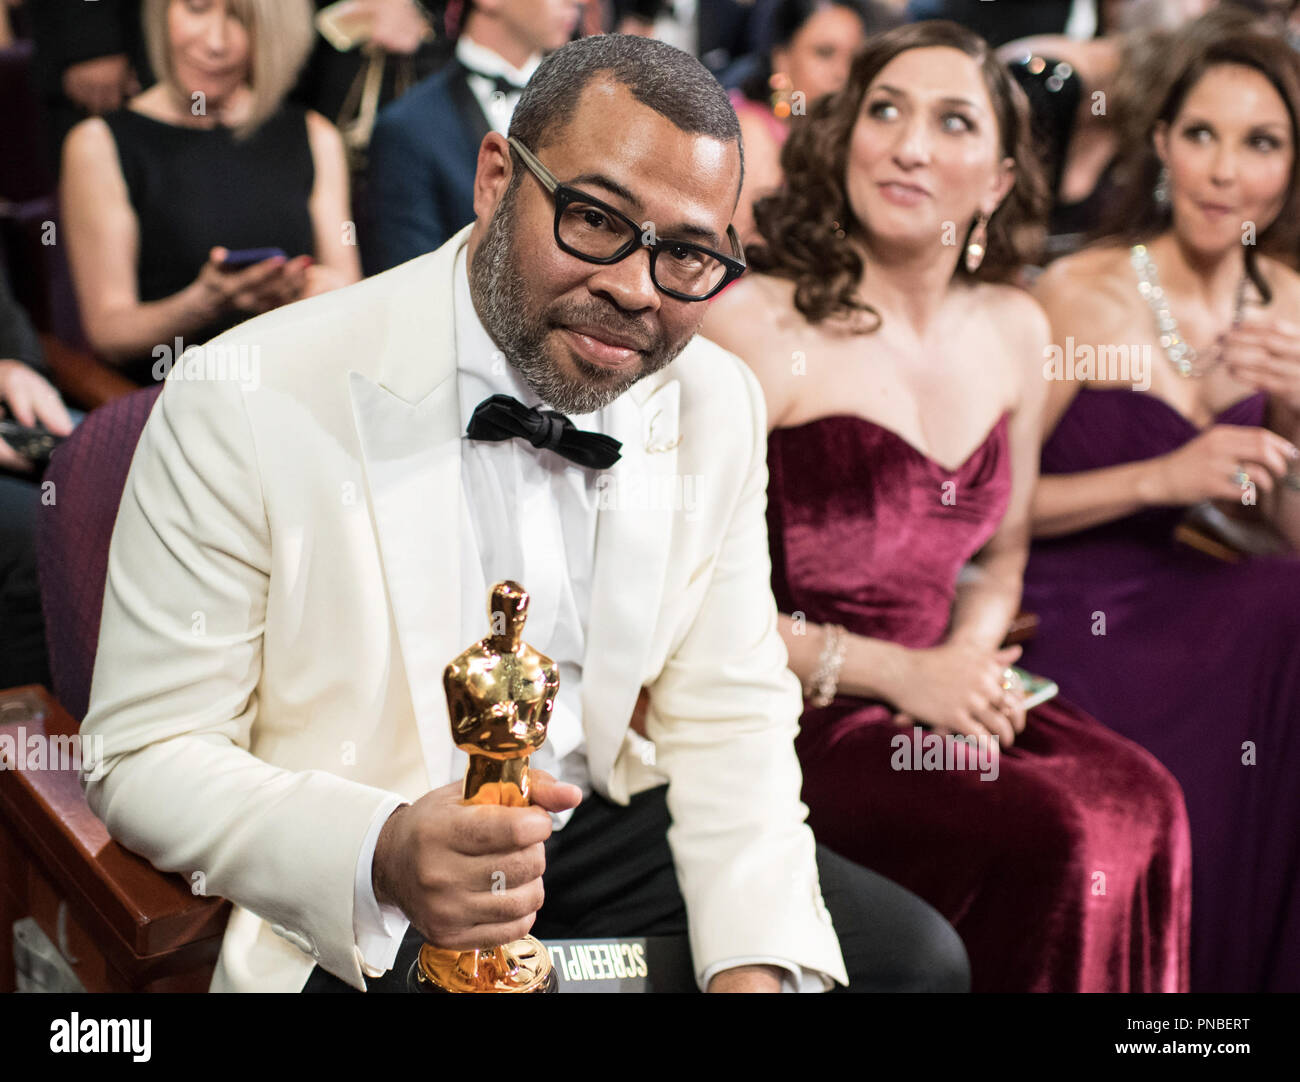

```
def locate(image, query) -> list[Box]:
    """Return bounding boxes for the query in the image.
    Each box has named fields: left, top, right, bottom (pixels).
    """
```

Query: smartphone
left=0, top=417, right=65, bottom=466
left=220, top=247, right=286, bottom=271
left=1012, top=666, right=1059, bottom=711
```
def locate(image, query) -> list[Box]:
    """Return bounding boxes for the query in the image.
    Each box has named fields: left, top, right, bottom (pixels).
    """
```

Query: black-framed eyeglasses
left=507, top=135, right=745, bottom=302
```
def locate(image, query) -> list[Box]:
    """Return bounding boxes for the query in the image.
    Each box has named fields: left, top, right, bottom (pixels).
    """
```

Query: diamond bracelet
left=808, top=624, right=848, bottom=707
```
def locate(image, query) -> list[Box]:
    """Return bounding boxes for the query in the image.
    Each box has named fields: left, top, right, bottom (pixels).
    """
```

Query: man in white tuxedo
left=80, top=33, right=968, bottom=993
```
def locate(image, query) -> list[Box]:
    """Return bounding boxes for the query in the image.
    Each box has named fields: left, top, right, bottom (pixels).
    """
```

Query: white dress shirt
left=348, top=246, right=827, bottom=992
left=455, top=35, right=541, bottom=135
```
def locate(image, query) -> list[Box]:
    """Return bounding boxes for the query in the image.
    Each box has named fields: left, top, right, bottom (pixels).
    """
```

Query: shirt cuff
left=700, top=957, right=834, bottom=993
left=352, top=795, right=412, bottom=979
left=540, top=699, right=588, bottom=831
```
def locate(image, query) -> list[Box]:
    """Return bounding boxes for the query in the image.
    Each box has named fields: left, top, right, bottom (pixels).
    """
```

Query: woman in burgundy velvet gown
left=1025, top=24, right=1300, bottom=991
left=702, top=21, right=1192, bottom=992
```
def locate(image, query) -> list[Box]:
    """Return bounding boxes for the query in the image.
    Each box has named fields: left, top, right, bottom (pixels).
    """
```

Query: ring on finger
left=1231, top=465, right=1251, bottom=487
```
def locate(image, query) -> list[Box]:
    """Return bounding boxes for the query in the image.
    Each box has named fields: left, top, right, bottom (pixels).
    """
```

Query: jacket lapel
left=347, top=226, right=473, bottom=789
left=447, top=60, right=493, bottom=151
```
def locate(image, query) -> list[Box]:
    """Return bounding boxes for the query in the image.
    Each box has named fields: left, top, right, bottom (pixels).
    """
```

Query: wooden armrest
left=0, top=685, right=229, bottom=991
left=39, top=333, right=138, bottom=412
left=1002, top=611, right=1039, bottom=647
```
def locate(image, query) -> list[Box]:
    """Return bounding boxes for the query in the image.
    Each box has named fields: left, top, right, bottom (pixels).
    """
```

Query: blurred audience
left=701, top=20, right=1192, bottom=992
left=1001, top=1, right=1268, bottom=256
left=1095, top=0, right=1214, bottom=30
left=1024, top=18, right=1300, bottom=991
left=297, top=0, right=448, bottom=126
left=728, top=0, right=895, bottom=242
left=0, top=255, right=74, bottom=692
left=1224, top=0, right=1300, bottom=45
left=609, top=0, right=758, bottom=77
left=365, top=0, right=587, bottom=273
left=27, top=0, right=151, bottom=175
left=907, top=0, right=1076, bottom=45
left=59, top=0, right=361, bottom=386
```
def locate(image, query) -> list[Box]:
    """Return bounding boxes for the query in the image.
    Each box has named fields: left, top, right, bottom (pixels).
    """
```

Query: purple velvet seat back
left=37, top=387, right=164, bottom=722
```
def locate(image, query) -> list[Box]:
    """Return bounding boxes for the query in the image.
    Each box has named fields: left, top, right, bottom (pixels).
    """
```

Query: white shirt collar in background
left=455, top=35, right=541, bottom=135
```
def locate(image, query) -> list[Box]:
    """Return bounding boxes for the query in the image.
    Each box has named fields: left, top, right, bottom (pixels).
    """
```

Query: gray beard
left=468, top=179, right=691, bottom=416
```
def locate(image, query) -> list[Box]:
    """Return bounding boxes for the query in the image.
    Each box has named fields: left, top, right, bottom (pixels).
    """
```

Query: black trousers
left=303, top=785, right=970, bottom=993
left=0, top=469, right=51, bottom=692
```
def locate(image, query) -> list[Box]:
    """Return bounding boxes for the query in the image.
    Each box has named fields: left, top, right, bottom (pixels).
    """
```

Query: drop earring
left=965, top=213, right=989, bottom=273
left=1154, top=164, right=1171, bottom=208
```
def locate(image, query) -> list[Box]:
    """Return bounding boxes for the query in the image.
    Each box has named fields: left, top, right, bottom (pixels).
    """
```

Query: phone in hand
left=0, top=411, right=66, bottom=467
left=220, top=247, right=287, bottom=271
left=1011, top=666, right=1059, bottom=711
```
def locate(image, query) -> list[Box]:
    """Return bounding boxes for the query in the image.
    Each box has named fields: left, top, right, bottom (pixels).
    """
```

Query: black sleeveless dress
left=101, top=104, right=316, bottom=384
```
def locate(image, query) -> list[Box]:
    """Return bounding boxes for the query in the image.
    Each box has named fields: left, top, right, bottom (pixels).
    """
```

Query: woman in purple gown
left=1025, top=23, right=1300, bottom=992
left=702, top=20, right=1192, bottom=992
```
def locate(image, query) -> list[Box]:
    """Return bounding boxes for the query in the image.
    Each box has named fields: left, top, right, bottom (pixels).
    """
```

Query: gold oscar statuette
left=408, top=580, right=561, bottom=993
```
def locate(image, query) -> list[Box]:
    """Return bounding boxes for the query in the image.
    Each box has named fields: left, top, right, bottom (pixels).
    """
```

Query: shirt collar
left=455, top=36, right=541, bottom=87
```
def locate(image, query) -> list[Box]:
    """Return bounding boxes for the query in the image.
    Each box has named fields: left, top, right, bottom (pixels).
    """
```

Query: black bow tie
left=459, top=61, right=526, bottom=97
left=466, top=394, right=622, bottom=470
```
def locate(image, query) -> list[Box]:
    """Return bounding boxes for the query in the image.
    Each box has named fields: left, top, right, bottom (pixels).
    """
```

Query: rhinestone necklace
left=1130, top=243, right=1247, bottom=379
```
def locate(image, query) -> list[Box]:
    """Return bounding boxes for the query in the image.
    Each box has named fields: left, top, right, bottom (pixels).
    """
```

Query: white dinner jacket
left=80, top=223, right=847, bottom=992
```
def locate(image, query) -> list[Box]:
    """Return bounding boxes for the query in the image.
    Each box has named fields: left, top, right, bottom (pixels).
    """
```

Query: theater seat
left=41, top=333, right=138, bottom=412
left=0, top=686, right=230, bottom=991
left=1003, top=611, right=1039, bottom=646
left=0, top=384, right=228, bottom=992
left=38, top=384, right=162, bottom=720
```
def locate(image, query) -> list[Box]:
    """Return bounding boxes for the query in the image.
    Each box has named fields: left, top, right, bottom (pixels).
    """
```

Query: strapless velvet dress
left=767, top=412, right=1192, bottom=992
left=1021, top=389, right=1300, bottom=992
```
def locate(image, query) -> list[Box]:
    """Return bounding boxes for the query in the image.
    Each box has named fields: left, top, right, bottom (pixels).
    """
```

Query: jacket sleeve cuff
left=353, top=796, right=413, bottom=978
left=700, top=957, right=834, bottom=993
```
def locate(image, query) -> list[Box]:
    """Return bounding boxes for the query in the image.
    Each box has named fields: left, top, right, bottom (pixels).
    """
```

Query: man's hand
left=0, top=359, right=73, bottom=473
left=372, top=770, right=581, bottom=950
left=706, top=964, right=785, bottom=993
left=364, top=0, right=433, bottom=54
left=190, top=247, right=312, bottom=320
left=328, top=0, right=432, bottom=54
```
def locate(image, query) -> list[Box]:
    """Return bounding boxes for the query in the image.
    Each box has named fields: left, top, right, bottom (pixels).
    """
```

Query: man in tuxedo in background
left=81, top=33, right=969, bottom=993
left=365, top=0, right=588, bottom=273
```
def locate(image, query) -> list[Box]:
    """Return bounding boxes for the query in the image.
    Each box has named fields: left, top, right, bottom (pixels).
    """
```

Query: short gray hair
left=508, top=33, right=744, bottom=202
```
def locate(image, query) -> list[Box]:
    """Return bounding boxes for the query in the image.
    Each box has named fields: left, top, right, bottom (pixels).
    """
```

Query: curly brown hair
left=745, top=20, right=1048, bottom=330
